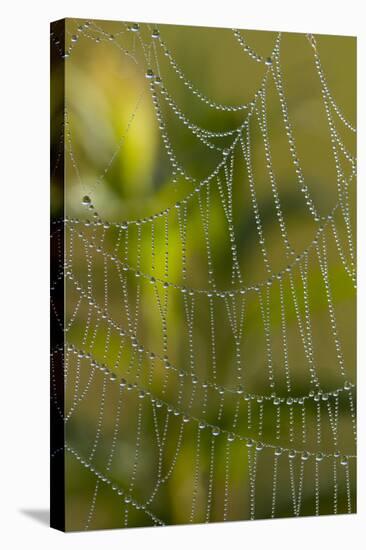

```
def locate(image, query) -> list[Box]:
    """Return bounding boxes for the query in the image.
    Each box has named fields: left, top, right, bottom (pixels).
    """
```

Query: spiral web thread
left=50, top=19, right=356, bottom=529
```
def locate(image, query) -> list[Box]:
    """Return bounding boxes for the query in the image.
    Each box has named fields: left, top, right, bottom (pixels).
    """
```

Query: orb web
left=50, top=19, right=356, bottom=529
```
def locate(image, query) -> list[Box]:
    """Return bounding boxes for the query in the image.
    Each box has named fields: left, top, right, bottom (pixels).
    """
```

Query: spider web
left=50, top=19, right=356, bottom=530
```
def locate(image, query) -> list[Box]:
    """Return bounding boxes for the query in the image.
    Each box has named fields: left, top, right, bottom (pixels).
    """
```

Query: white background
left=0, top=0, right=364, bottom=548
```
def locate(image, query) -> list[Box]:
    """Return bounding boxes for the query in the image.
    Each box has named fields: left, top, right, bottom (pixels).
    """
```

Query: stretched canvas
left=50, top=18, right=356, bottom=531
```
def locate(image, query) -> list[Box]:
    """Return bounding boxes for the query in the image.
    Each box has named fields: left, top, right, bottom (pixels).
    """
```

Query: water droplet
left=227, top=433, right=235, bottom=442
left=301, top=451, right=310, bottom=461
left=119, top=378, right=127, bottom=388
left=154, top=76, right=162, bottom=86
left=256, top=442, right=264, bottom=451
left=273, top=397, right=281, bottom=405
left=198, top=421, right=206, bottom=430
left=286, top=397, right=294, bottom=405
left=340, top=455, right=349, bottom=466
left=150, top=276, right=156, bottom=284
left=131, top=23, right=140, bottom=32
left=121, top=221, right=128, bottom=230
left=275, top=447, right=282, bottom=456
left=139, top=390, right=145, bottom=399
left=110, top=372, right=117, bottom=382
left=265, top=57, right=273, bottom=66
left=236, top=385, right=244, bottom=395
left=183, top=415, right=190, bottom=423
left=315, top=452, right=324, bottom=462
left=151, top=29, right=160, bottom=39
left=82, top=195, right=91, bottom=206
left=307, top=34, right=317, bottom=49
left=71, top=35, right=78, bottom=43
left=344, top=380, right=352, bottom=390
left=288, top=449, right=296, bottom=459
left=212, top=426, right=220, bottom=436
left=145, top=69, right=154, bottom=79
left=156, top=400, right=163, bottom=408
left=124, top=495, right=131, bottom=504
